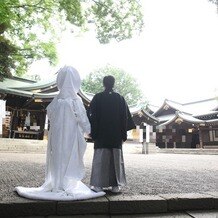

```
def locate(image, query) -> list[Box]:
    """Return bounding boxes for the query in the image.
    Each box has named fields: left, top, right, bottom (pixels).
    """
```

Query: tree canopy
left=208, top=0, right=218, bottom=4
left=0, top=0, right=143, bottom=81
left=208, top=0, right=218, bottom=12
left=81, top=65, right=145, bottom=106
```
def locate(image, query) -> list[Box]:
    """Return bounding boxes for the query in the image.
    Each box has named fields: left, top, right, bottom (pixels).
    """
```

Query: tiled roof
left=159, top=112, right=204, bottom=127
left=154, top=98, right=218, bottom=119
left=182, top=98, right=218, bottom=114
left=0, top=77, right=35, bottom=88
left=153, top=99, right=191, bottom=116
left=1, top=76, right=217, bottom=124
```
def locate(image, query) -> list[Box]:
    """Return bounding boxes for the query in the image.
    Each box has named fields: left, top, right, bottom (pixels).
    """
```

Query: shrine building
left=0, top=76, right=217, bottom=150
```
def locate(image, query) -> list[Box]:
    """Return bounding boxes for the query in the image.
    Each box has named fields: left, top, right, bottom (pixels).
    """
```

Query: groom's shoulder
left=94, top=92, right=104, bottom=97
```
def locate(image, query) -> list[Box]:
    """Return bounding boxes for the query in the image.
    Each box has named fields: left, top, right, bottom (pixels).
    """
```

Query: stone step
left=0, top=192, right=217, bottom=217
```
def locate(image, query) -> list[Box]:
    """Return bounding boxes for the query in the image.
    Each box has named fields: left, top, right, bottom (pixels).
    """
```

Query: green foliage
left=208, top=0, right=218, bottom=12
left=0, top=0, right=144, bottom=81
left=82, top=65, right=145, bottom=106
left=208, top=0, right=218, bottom=4
left=0, top=36, right=16, bottom=80
left=0, top=0, right=61, bottom=80
left=91, top=0, right=144, bottom=43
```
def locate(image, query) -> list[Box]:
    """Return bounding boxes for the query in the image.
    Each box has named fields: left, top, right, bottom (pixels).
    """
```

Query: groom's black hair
left=103, top=75, right=115, bottom=89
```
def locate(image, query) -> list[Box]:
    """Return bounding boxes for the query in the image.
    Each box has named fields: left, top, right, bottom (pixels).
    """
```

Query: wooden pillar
left=145, top=124, right=150, bottom=154
left=139, top=125, right=145, bottom=154
left=43, top=115, right=49, bottom=140
left=199, top=127, right=203, bottom=149
left=141, top=123, right=149, bottom=154
left=165, top=141, right=167, bottom=148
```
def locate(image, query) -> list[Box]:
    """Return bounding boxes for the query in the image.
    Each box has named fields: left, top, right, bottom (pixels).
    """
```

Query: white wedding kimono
left=15, top=66, right=105, bottom=200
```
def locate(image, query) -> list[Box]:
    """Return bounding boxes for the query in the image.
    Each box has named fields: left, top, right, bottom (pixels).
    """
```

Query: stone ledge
left=57, top=196, right=109, bottom=215
left=159, top=193, right=215, bottom=211
left=0, top=199, right=56, bottom=217
left=0, top=192, right=217, bottom=217
left=204, top=192, right=218, bottom=209
left=107, top=194, right=167, bottom=214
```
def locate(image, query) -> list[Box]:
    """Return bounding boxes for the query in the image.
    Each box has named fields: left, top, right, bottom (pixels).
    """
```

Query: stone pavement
left=0, top=140, right=218, bottom=217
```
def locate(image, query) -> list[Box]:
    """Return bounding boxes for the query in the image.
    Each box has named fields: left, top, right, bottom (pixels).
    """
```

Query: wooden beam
left=22, top=98, right=34, bottom=108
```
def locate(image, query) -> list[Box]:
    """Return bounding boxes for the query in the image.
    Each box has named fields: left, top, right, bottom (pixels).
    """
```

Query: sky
left=29, top=0, right=218, bottom=106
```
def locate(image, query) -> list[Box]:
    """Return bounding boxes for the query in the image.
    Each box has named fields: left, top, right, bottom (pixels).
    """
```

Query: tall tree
left=208, top=0, right=218, bottom=4
left=208, top=0, right=218, bottom=12
left=82, top=65, right=145, bottom=105
left=0, top=0, right=143, bottom=81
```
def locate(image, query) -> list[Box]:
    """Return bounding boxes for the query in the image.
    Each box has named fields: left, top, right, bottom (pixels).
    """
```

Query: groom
left=88, top=75, right=135, bottom=193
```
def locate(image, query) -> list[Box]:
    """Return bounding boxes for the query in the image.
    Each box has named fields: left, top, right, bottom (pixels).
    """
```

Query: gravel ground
left=0, top=143, right=217, bottom=201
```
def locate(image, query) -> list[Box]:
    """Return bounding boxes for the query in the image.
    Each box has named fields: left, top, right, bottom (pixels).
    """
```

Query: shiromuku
left=15, top=66, right=105, bottom=201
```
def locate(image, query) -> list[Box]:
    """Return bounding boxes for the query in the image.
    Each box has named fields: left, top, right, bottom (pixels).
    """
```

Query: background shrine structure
left=0, top=76, right=217, bottom=150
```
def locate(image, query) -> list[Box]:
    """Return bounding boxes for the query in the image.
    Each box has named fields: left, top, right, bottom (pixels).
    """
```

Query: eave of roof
left=205, top=118, right=218, bottom=124
left=0, top=78, right=36, bottom=89
left=129, top=103, right=159, bottom=122
left=194, top=110, right=218, bottom=117
left=153, top=99, right=192, bottom=117
left=0, top=87, right=33, bottom=98
left=33, top=92, right=58, bottom=99
left=157, top=114, right=175, bottom=123
left=78, top=90, right=92, bottom=104
left=159, top=112, right=204, bottom=127
left=182, top=98, right=218, bottom=114
left=212, top=105, right=218, bottom=111
left=10, top=77, right=57, bottom=91
left=141, top=110, right=159, bottom=123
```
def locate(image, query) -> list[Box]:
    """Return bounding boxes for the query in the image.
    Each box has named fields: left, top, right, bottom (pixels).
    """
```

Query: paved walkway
left=0, top=142, right=217, bottom=217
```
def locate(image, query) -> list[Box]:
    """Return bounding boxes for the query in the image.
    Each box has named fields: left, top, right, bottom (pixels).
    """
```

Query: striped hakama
left=90, top=148, right=127, bottom=188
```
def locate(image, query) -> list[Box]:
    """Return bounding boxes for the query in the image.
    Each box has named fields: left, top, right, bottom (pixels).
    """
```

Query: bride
left=15, top=66, right=105, bottom=201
